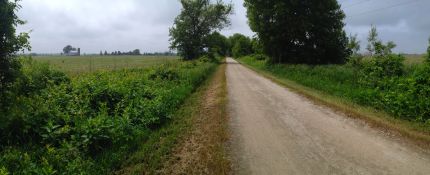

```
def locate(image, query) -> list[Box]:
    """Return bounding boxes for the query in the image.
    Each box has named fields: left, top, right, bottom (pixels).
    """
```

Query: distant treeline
left=100, top=50, right=176, bottom=56
left=21, top=51, right=177, bottom=57
left=142, top=52, right=177, bottom=56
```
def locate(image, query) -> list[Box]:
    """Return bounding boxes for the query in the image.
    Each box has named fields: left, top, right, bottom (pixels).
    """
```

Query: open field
left=32, top=55, right=179, bottom=74
left=403, top=54, right=426, bottom=65
left=362, top=54, right=426, bottom=65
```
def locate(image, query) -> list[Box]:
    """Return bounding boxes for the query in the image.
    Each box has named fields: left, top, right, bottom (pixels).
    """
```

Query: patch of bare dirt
left=160, top=63, right=230, bottom=175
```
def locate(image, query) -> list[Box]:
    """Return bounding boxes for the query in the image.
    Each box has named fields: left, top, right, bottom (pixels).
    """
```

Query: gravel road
left=226, top=58, right=430, bottom=175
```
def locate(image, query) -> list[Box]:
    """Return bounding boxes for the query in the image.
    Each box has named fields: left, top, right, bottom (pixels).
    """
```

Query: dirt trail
left=226, top=58, right=430, bottom=175
left=161, top=63, right=230, bottom=175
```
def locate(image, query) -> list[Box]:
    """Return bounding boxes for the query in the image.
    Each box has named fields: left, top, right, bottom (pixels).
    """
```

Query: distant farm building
left=66, top=48, right=81, bottom=56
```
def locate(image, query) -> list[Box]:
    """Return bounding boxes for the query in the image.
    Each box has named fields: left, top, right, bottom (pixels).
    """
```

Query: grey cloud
left=16, top=0, right=430, bottom=54
left=342, top=0, right=430, bottom=53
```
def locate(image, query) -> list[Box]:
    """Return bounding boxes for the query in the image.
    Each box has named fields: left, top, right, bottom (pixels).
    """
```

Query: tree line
left=99, top=49, right=141, bottom=56
left=170, top=0, right=351, bottom=64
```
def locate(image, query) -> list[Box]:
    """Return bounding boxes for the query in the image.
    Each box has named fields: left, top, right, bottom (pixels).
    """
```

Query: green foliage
left=251, top=54, right=268, bottom=61
left=0, top=58, right=217, bottom=173
left=346, top=34, right=363, bottom=67
left=169, top=0, right=232, bottom=60
left=229, top=33, right=253, bottom=58
left=366, top=25, right=396, bottom=56
left=239, top=55, right=430, bottom=124
left=347, top=54, right=364, bottom=68
left=0, top=166, right=8, bottom=175
left=244, top=0, right=349, bottom=64
left=63, top=45, right=74, bottom=54
left=348, top=34, right=361, bottom=55
left=360, top=26, right=405, bottom=86
left=0, top=0, right=30, bottom=95
left=206, top=31, right=229, bottom=57
left=359, top=54, right=405, bottom=87
left=251, top=37, right=263, bottom=55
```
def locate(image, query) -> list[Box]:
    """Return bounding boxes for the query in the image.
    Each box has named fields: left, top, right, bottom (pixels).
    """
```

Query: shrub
left=148, top=64, right=180, bottom=81
left=359, top=54, right=405, bottom=87
left=0, top=59, right=217, bottom=173
left=252, top=54, right=268, bottom=61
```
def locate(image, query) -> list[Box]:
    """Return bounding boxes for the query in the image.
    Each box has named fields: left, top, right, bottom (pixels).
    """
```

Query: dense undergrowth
left=0, top=57, right=217, bottom=174
left=238, top=55, right=430, bottom=126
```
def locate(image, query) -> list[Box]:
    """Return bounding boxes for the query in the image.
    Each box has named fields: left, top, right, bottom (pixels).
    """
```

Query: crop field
left=403, top=54, right=426, bottom=65
left=33, top=55, right=179, bottom=74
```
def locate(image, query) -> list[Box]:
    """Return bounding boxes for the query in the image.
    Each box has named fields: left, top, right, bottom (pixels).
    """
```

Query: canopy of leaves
left=228, top=33, right=252, bottom=58
left=63, top=45, right=74, bottom=54
left=366, top=25, right=396, bottom=57
left=244, top=0, right=349, bottom=64
left=169, top=0, right=232, bottom=60
left=0, top=0, right=30, bottom=92
left=348, top=34, right=360, bottom=55
left=206, top=31, right=229, bottom=57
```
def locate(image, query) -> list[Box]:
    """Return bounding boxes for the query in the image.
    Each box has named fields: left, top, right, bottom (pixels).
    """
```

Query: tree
left=100, top=51, right=103, bottom=56
left=132, top=49, right=141, bottom=55
left=366, top=25, right=378, bottom=56
left=251, top=37, right=263, bottom=54
left=228, top=33, right=252, bottom=57
left=206, top=31, right=229, bottom=57
left=244, top=0, right=349, bottom=64
left=0, top=0, right=30, bottom=92
left=366, top=26, right=396, bottom=56
left=63, top=45, right=73, bottom=54
left=229, top=34, right=252, bottom=58
left=346, top=34, right=363, bottom=66
left=169, top=0, right=232, bottom=60
left=348, top=34, right=361, bottom=55
left=104, top=51, right=108, bottom=55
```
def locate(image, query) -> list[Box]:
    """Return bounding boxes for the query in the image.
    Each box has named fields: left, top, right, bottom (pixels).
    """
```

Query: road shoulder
left=159, top=62, right=230, bottom=174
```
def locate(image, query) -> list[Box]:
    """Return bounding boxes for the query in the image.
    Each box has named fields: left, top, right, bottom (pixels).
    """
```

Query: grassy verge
left=117, top=61, right=229, bottom=174
left=236, top=57, right=430, bottom=148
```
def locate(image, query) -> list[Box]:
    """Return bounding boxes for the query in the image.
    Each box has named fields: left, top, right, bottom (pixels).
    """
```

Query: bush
left=0, top=59, right=217, bottom=173
left=251, top=54, right=268, bottom=61
left=148, top=64, right=180, bottom=81
left=346, top=55, right=364, bottom=68
left=359, top=54, right=405, bottom=87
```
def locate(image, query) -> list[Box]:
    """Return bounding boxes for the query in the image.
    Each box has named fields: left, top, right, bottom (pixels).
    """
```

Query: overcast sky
left=17, top=0, right=430, bottom=54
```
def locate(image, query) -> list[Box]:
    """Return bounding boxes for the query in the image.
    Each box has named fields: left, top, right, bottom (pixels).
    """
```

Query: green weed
left=0, top=57, right=217, bottom=174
